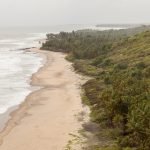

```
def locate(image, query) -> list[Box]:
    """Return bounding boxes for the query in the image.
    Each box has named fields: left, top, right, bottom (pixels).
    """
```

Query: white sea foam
left=0, top=33, right=45, bottom=114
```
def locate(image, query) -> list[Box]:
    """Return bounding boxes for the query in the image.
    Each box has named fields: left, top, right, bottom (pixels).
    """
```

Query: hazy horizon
left=0, top=0, right=150, bottom=27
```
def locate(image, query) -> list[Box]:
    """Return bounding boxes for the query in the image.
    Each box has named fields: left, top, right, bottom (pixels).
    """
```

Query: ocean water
left=0, top=30, right=45, bottom=114
left=0, top=25, right=126, bottom=116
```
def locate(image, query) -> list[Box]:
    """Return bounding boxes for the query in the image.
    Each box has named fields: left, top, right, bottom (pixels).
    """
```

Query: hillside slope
left=41, top=28, right=150, bottom=150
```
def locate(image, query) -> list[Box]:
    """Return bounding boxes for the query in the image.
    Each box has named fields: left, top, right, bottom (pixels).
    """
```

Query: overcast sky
left=0, top=0, right=149, bottom=26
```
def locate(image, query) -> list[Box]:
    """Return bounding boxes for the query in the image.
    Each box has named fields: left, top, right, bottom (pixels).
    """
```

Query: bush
left=114, top=62, right=128, bottom=70
left=143, top=67, right=150, bottom=77
left=92, top=56, right=105, bottom=66
left=136, top=62, right=146, bottom=69
left=104, top=76, right=112, bottom=85
left=131, top=69, right=142, bottom=79
left=100, top=59, right=113, bottom=68
left=73, top=61, right=101, bottom=76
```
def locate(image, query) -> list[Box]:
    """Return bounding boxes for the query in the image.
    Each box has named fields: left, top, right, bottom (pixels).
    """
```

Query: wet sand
left=0, top=48, right=86, bottom=150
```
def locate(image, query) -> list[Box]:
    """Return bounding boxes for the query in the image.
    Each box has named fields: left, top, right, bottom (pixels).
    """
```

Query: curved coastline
left=0, top=48, right=86, bottom=149
left=0, top=48, right=47, bottom=140
left=0, top=47, right=46, bottom=131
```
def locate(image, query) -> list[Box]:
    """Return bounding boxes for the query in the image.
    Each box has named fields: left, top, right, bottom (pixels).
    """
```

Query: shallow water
left=0, top=30, right=45, bottom=114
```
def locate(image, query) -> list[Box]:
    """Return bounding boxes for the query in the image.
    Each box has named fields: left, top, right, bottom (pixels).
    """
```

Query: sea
left=0, top=25, right=127, bottom=127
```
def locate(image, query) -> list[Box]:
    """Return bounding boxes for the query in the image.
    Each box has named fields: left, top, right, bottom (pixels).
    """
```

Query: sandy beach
left=0, top=48, right=87, bottom=150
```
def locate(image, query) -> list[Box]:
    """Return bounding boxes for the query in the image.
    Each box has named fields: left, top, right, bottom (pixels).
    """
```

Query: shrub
left=100, top=59, right=113, bottom=68
left=136, top=62, right=146, bottom=69
left=114, top=62, right=128, bottom=70
left=92, top=56, right=105, bottom=66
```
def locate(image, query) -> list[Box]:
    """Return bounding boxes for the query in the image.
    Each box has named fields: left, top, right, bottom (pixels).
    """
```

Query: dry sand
left=0, top=49, right=88, bottom=150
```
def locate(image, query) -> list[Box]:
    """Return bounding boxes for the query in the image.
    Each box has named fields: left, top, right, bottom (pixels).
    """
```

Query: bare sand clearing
left=0, top=49, right=87, bottom=150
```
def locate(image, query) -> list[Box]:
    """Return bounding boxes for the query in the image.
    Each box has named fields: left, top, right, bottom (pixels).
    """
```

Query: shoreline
left=0, top=48, right=46, bottom=132
left=0, top=48, right=88, bottom=149
left=0, top=106, right=18, bottom=132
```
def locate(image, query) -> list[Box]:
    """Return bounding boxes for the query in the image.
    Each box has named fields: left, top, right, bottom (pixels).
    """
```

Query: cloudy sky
left=0, top=0, right=149, bottom=26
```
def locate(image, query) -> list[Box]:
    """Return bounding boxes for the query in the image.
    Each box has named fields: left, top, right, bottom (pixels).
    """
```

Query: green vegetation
left=41, top=26, right=150, bottom=150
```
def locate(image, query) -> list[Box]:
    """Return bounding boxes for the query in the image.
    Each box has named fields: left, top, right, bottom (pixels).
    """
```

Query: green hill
left=41, top=28, right=150, bottom=150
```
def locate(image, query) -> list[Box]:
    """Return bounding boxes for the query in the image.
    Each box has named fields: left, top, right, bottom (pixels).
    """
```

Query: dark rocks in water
left=10, top=47, right=36, bottom=53
left=21, top=47, right=36, bottom=50
left=12, top=47, right=36, bottom=51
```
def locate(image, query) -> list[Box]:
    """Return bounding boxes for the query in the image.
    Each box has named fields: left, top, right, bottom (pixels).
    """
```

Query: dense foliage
left=41, top=26, right=150, bottom=150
